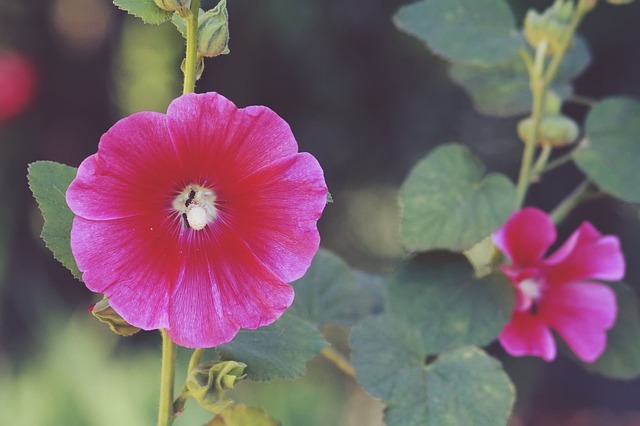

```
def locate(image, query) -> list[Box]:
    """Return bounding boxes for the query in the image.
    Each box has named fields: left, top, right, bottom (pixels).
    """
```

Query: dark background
left=1, top=0, right=640, bottom=424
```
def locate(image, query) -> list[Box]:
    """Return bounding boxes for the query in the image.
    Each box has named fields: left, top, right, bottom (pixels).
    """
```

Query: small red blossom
left=0, top=51, right=37, bottom=122
left=493, top=207, right=625, bottom=362
left=66, top=92, right=328, bottom=348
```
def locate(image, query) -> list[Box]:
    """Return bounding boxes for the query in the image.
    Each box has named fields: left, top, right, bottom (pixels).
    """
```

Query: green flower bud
left=197, top=0, right=230, bottom=58
left=543, top=91, right=563, bottom=116
left=523, top=0, right=575, bottom=54
left=186, top=360, right=247, bottom=413
left=517, top=115, right=579, bottom=147
left=90, top=298, right=141, bottom=337
left=154, top=0, right=191, bottom=13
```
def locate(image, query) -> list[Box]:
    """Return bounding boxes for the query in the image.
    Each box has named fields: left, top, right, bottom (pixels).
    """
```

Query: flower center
left=516, top=278, right=544, bottom=312
left=172, top=184, right=217, bottom=230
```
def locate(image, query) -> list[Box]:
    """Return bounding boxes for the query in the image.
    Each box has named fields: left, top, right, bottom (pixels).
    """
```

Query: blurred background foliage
left=1, top=0, right=640, bottom=424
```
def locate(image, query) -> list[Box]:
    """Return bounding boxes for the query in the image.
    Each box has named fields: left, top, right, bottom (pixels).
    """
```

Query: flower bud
left=197, top=0, right=230, bottom=58
left=607, top=0, right=635, bottom=4
left=523, top=0, right=575, bottom=54
left=186, top=360, right=247, bottom=413
left=90, top=298, right=141, bottom=336
left=517, top=115, right=579, bottom=147
left=543, top=91, right=563, bottom=116
left=153, top=0, right=190, bottom=13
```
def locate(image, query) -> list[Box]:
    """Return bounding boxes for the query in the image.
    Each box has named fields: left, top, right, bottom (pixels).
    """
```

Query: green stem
left=549, top=179, right=592, bottom=224
left=172, top=348, right=205, bottom=415
left=542, top=0, right=590, bottom=84
left=321, top=346, right=356, bottom=379
left=531, top=144, right=553, bottom=180
left=182, top=0, right=201, bottom=94
left=542, top=145, right=580, bottom=173
left=515, top=41, right=548, bottom=209
left=158, top=330, right=176, bottom=426
left=567, top=94, right=596, bottom=107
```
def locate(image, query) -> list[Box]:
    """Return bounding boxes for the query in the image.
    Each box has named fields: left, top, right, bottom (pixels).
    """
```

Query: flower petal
left=543, top=222, right=625, bottom=286
left=166, top=92, right=299, bottom=179
left=67, top=91, right=326, bottom=348
left=166, top=223, right=294, bottom=348
left=70, top=215, right=177, bottom=330
left=540, top=281, right=617, bottom=363
left=216, top=153, right=327, bottom=282
left=499, top=311, right=556, bottom=361
left=66, top=111, right=178, bottom=221
left=493, top=207, right=556, bottom=267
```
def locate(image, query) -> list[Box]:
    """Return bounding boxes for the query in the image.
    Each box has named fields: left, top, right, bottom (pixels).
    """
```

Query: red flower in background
left=0, top=51, right=37, bottom=122
left=493, top=207, right=625, bottom=362
left=66, top=92, right=328, bottom=348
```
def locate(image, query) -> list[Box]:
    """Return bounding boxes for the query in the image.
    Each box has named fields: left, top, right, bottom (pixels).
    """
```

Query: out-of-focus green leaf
left=289, top=249, right=383, bottom=327
left=399, top=144, right=515, bottom=252
left=217, top=313, right=327, bottom=381
left=393, top=0, right=522, bottom=66
left=27, top=161, right=81, bottom=280
left=351, top=316, right=515, bottom=426
left=113, top=0, right=173, bottom=24
left=574, top=97, right=640, bottom=203
left=450, top=36, right=591, bottom=117
left=387, top=252, right=513, bottom=353
left=585, top=283, right=640, bottom=379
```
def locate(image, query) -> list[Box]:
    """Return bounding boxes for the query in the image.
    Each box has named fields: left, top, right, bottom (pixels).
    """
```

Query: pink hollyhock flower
left=0, top=51, right=37, bottom=122
left=66, top=92, right=328, bottom=348
left=493, top=207, right=625, bottom=362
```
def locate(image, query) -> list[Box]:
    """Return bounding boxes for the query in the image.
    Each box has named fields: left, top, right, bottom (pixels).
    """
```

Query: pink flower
left=493, top=207, right=625, bottom=362
left=66, top=92, right=328, bottom=348
left=0, top=51, right=37, bottom=122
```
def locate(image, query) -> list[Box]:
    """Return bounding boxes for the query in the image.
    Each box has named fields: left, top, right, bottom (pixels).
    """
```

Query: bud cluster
left=517, top=91, right=579, bottom=147
left=523, top=0, right=575, bottom=54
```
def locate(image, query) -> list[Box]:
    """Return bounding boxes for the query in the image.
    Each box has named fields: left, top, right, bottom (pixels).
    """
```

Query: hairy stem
left=182, top=0, right=201, bottom=94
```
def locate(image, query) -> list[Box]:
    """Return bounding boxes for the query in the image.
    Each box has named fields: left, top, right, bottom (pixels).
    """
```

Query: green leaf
left=113, top=0, right=173, bottom=25
left=216, top=313, right=327, bottom=381
left=350, top=314, right=427, bottom=400
left=27, top=161, right=81, bottom=280
left=387, top=252, right=513, bottom=353
left=584, top=283, right=640, bottom=379
left=393, top=0, right=522, bottom=66
left=399, top=144, right=516, bottom=252
left=351, top=317, right=515, bottom=426
left=450, top=36, right=590, bottom=117
left=574, top=97, right=640, bottom=203
left=289, top=249, right=383, bottom=327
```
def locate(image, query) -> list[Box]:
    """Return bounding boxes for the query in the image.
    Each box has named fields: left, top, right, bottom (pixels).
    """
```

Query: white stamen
left=519, top=278, right=542, bottom=301
left=186, top=204, right=208, bottom=230
left=173, top=184, right=217, bottom=231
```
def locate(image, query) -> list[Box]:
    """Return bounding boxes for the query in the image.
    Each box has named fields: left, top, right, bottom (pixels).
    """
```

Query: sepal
left=186, top=360, right=247, bottom=413
left=90, top=298, right=141, bottom=337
